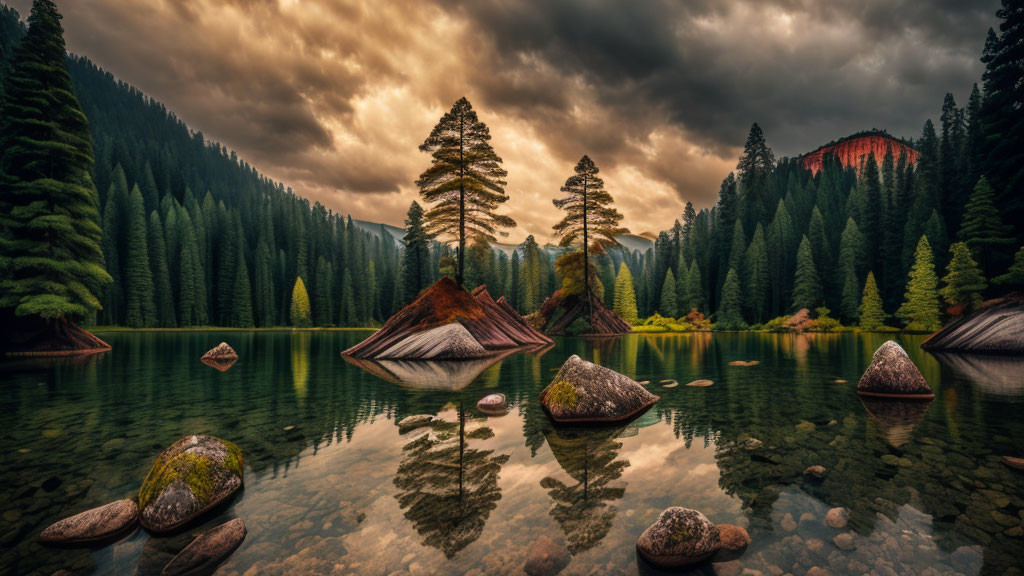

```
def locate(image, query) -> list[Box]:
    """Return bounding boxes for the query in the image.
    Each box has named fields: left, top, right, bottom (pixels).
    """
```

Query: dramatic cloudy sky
left=10, top=0, right=999, bottom=242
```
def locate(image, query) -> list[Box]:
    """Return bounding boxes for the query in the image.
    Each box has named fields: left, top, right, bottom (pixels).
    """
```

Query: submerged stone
left=825, top=507, right=849, bottom=529
left=162, top=518, right=246, bottom=576
left=636, top=507, right=720, bottom=568
left=539, top=355, right=658, bottom=423
left=138, top=434, right=244, bottom=533
left=803, top=465, right=826, bottom=479
left=728, top=360, right=760, bottom=367
left=397, top=414, right=434, bottom=432
left=476, top=393, right=507, bottom=415
left=39, top=499, right=137, bottom=544
left=687, top=379, right=714, bottom=387
left=857, top=341, right=933, bottom=398
left=523, top=535, right=570, bottom=576
left=711, top=524, right=750, bottom=563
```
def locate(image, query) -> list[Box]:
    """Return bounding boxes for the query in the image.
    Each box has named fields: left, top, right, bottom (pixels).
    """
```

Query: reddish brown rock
left=801, top=131, right=917, bottom=175
left=825, top=507, right=849, bottom=529
left=804, top=465, right=827, bottom=479
left=39, top=499, right=138, bottom=544
left=531, top=290, right=632, bottom=336
left=636, top=507, right=720, bottom=568
left=523, top=535, right=570, bottom=576
left=857, top=341, right=934, bottom=398
left=343, top=278, right=550, bottom=359
left=1003, top=456, right=1024, bottom=471
left=711, top=524, right=750, bottom=563
left=201, top=342, right=238, bottom=361
left=162, top=518, right=246, bottom=576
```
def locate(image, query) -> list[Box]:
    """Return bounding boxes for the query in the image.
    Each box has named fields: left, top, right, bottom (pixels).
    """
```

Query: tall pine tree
left=897, top=236, right=942, bottom=331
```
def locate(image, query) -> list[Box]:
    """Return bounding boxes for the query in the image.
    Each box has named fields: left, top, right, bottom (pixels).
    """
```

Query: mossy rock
left=539, top=355, right=658, bottom=423
left=138, top=434, right=243, bottom=533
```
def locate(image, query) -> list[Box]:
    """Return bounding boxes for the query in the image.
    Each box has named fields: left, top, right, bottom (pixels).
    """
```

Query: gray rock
left=711, top=524, right=750, bottom=563
left=397, top=414, right=434, bottom=432
left=138, top=435, right=244, bottom=533
left=857, top=341, right=934, bottom=398
left=39, top=499, right=137, bottom=544
left=162, top=518, right=246, bottom=576
left=636, top=507, right=720, bottom=569
left=523, top=535, right=570, bottom=576
left=377, top=323, right=488, bottom=360
left=539, top=355, right=658, bottom=423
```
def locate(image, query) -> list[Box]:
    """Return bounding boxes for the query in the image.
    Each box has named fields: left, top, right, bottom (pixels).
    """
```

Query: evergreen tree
left=903, top=119, right=940, bottom=274
left=791, top=235, right=823, bottom=311
left=612, top=263, right=638, bottom=324
left=726, top=219, right=746, bottom=283
left=860, top=153, right=882, bottom=273
left=744, top=223, right=769, bottom=323
left=123, top=185, right=156, bottom=327
left=147, top=211, right=175, bottom=327
left=765, top=200, right=795, bottom=316
left=716, top=269, right=745, bottom=330
left=552, top=155, right=627, bottom=299
left=993, top=246, right=1024, bottom=289
left=416, top=98, right=515, bottom=286
left=858, top=271, right=887, bottom=330
left=253, top=235, right=275, bottom=327
left=941, top=242, right=986, bottom=315
left=838, top=218, right=863, bottom=322
left=401, top=201, right=433, bottom=304
left=232, top=246, right=254, bottom=328
left=340, top=267, right=355, bottom=325
left=0, top=0, right=111, bottom=323
left=737, top=122, right=776, bottom=233
left=658, top=269, right=677, bottom=317
left=923, top=209, right=948, bottom=274
left=683, top=260, right=705, bottom=314
left=958, top=176, right=1013, bottom=276
left=897, top=236, right=942, bottom=331
left=313, top=256, right=334, bottom=326
left=290, top=277, right=311, bottom=328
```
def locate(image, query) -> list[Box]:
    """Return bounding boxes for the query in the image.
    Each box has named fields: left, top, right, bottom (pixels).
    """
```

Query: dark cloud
left=7, top=0, right=1000, bottom=241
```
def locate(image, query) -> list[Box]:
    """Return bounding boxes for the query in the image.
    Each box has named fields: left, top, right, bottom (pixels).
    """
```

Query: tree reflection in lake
left=393, top=403, right=509, bottom=559
left=539, top=424, right=630, bottom=555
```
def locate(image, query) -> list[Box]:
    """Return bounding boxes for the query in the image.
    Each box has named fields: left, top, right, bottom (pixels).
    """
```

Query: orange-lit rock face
left=801, top=134, right=917, bottom=174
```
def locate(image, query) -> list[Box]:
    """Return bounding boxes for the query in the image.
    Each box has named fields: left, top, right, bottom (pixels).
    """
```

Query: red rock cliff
left=801, top=132, right=917, bottom=174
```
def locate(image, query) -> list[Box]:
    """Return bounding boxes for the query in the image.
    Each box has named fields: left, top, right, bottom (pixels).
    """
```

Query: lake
left=1, top=331, right=1023, bottom=576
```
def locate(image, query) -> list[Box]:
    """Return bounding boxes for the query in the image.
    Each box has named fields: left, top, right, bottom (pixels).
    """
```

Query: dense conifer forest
left=1, top=1, right=1021, bottom=331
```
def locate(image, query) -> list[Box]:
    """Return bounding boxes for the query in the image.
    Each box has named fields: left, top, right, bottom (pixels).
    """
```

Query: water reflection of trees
left=539, top=425, right=630, bottom=555
left=393, top=403, right=509, bottom=559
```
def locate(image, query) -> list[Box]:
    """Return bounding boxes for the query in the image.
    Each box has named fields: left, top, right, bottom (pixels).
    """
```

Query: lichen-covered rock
left=138, top=435, right=244, bottom=533
left=201, top=342, right=238, bottom=361
left=857, top=341, right=934, bottom=398
left=710, top=524, right=750, bottom=563
left=636, top=507, right=720, bottom=568
left=539, top=355, right=658, bottom=423
left=397, top=414, right=434, bottom=432
left=377, top=322, right=488, bottom=360
left=476, top=393, right=507, bottom=415
left=523, top=535, right=570, bottom=576
left=39, top=499, right=137, bottom=544
left=162, top=518, right=246, bottom=576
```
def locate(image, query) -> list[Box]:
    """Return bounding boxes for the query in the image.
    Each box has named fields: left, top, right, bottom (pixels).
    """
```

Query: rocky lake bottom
left=1, top=331, right=1023, bottom=575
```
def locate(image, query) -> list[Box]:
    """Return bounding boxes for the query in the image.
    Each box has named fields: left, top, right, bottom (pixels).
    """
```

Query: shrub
left=566, top=317, right=592, bottom=336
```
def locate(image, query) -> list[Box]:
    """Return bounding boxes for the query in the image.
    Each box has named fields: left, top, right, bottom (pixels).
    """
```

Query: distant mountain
left=800, top=130, right=917, bottom=174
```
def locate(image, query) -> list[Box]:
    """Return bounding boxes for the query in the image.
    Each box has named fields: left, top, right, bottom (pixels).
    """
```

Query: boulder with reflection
left=540, top=424, right=630, bottom=554
left=201, top=342, right=238, bottom=371
left=921, top=296, right=1024, bottom=353
left=539, top=355, right=658, bottom=423
left=857, top=341, right=934, bottom=399
left=393, top=404, right=509, bottom=559
left=932, top=352, right=1024, bottom=397
left=343, top=350, right=513, bottom=390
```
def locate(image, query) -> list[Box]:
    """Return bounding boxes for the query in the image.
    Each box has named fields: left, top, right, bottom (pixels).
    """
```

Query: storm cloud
left=7, top=0, right=999, bottom=241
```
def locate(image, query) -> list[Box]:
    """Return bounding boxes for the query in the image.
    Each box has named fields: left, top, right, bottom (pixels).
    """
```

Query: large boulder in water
left=39, top=499, right=138, bottom=544
left=922, top=297, right=1024, bottom=354
left=138, top=435, right=244, bottom=533
left=377, top=322, right=488, bottom=359
left=636, top=507, right=720, bottom=568
left=162, top=518, right=246, bottom=576
left=201, top=342, right=238, bottom=361
left=857, top=341, right=934, bottom=399
left=539, top=355, right=658, bottom=423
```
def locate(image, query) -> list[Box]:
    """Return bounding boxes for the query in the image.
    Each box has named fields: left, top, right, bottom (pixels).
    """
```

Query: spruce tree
left=993, top=246, right=1024, bottom=289
left=858, top=271, right=887, bottom=330
left=744, top=223, right=769, bottom=323
left=0, top=0, right=111, bottom=325
left=401, top=201, right=433, bottom=304
left=897, top=236, right=942, bottom=331
left=124, top=185, right=156, bottom=327
left=860, top=153, right=882, bottom=273
left=838, top=218, right=863, bottom=322
left=958, top=176, right=1013, bottom=276
left=716, top=269, right=745, bottom=330
left=416, top=98, right=515, bottom=286
left=232, top=249, right=254, bottom=328
left=792, top=235, right=822, bottom=311
left=612, top=263, right=638, bottom=324
left=253, top=236, right=275, bottom=327
left=659, top=269, right=677, bottom=317
left=313, top=256, right=334, bottom=326
left=941, top=242, right=986, bottom=315
left=340, top=267, right=355, bottom=326
left=552, top=155, right=627, bottom=299
left=737, top=122, right=775, bottom=233
left=766, top=200, right=795, bottom=316
left=148, top=211, right=176, bottom=327
left=290, top=277, right=312, bottom=328
left=684, top=260, right=705, bottom=314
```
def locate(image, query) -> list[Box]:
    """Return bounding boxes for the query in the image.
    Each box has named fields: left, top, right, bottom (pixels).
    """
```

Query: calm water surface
left=1, top=331, right=1023, bottom=576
